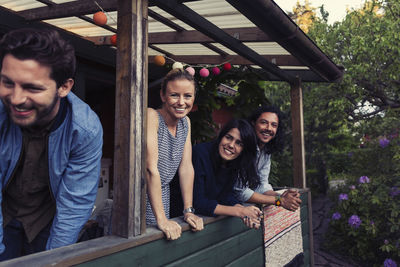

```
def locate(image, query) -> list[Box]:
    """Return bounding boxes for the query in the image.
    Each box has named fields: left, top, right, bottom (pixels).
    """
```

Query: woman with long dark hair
left=192, top=119, right=262, bottom=228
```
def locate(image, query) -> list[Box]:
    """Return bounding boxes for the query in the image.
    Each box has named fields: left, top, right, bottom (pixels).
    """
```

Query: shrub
left=324, top=133, right=400, bottom=266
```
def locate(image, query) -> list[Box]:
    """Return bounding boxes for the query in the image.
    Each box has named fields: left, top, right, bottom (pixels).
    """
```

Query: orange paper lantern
left=110, top=34, right=117, bottom=46
left=93, top=11, right=107, bottom=26
left=154, top=55, right=166, bottom=66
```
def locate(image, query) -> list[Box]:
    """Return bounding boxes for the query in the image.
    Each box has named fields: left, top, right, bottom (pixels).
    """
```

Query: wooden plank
left=290, top=78, right=306, bottom=188
left=17, top=0, right=200, bottom=21
left=225, top=246, right=265, bottom=267
left=163, top=55, right=302, bottom=66
left=76, top=217, right=253, bottom=267
left=147, top=27, right=271, bottom=44
left=18, top=0, right=118, bottom=20
left=165, top=226, right=263, bottom=266
left=154, top=0, right=294, bottom=83
left=227, top=0, right=343, bottom=82
left=0, top=216, right=223, bottom=266
left=112, top=0, right=148, bottom=238
left=307, top=191, right=315, bottom=266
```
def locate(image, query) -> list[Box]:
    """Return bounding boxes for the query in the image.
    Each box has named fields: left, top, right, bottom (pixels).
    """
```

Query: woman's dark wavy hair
left=248, top=105, right=285, bottom=154
left=0, top=27, right=76, bottom=88
left=211, top=118, right=260, bottom=189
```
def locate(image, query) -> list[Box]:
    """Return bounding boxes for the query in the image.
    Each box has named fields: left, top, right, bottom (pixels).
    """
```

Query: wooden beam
left=290, top=78, right=306, bottom=188
left=149, top=27, right=271, bottom=44
left=153, top=0, right=294, bottom=83
left=112, top=0, right=148, bottom=238
left=17, top=0, right=200, bottom=21
left=18, top=0, right=118, bottom=20
left=227, top=0, right=343, bottom=82
left=150, top=55, right=302, bottom=66
left=84, top=27, right=271, bottom=45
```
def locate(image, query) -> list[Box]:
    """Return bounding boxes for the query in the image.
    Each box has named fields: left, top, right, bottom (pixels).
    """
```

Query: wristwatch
left=183, top=207, right=195, bottom=214
left=274, top=194, right=281, bottom=207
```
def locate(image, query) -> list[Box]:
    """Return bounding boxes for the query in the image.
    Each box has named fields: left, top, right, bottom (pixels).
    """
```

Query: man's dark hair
left=212, top=118, right=260, bottom=189
left=248, top=105, right=285, bottom=154
left=0, top=27, right=76, bottom=88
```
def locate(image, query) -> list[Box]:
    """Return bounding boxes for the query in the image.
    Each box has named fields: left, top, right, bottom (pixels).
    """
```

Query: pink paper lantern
left=185, top=67, right=195, bottom=76
left=199, top=68, right=210, bottom=77
left=212, top=67, right=220, bottom=75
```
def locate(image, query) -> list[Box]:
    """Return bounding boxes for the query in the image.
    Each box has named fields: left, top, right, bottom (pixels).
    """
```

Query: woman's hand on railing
left=242, top=215, right=261, bottom=229
left=235, top=204, right=262, bottom=229
left=157, top=218, right=182, bottom=240
left=184, top=213, right=204, bottom=232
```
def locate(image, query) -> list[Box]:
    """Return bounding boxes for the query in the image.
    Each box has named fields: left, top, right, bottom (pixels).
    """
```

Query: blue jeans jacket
left=0, top=92, right=103, bottom=253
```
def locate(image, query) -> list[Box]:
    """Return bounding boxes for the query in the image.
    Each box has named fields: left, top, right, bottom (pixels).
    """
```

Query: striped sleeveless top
left=146, top=111, right=189, bottom=225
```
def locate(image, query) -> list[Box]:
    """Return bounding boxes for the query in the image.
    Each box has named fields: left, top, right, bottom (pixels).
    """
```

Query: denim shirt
left=0, top=92, right=103, bottom=253
left=234, top=147, right=273, bottom=202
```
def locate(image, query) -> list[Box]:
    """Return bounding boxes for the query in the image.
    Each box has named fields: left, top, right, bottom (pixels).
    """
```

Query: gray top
left=146, top=111, right=189, bottom=225
left=234, top=147, right=274, bottom=202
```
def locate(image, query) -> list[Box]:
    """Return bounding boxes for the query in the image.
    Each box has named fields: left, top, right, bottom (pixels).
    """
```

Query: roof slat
left=154, top=0, right=294, bottom=82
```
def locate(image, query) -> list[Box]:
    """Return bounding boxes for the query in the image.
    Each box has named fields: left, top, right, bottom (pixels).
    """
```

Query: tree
left=309, top=0, right=400, bottom=121
left=287, top=0, right=317, bottom=33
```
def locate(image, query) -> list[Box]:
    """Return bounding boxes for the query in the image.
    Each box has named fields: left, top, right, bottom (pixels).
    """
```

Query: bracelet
left=274, top=194, right=281, bottom=207
left=183, top=207, right=195, bottom=214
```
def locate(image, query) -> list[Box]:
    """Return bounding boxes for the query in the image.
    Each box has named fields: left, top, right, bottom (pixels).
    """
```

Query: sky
left=274, top=0, right=366, bottom=24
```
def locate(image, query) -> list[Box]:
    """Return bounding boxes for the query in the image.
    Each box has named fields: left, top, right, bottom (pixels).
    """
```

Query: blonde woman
left=146, top=69, right=203, bottom=240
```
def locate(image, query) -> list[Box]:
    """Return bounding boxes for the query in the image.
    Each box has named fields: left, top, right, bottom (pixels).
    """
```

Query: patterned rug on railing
left=263, top=197, right=304, bottom=267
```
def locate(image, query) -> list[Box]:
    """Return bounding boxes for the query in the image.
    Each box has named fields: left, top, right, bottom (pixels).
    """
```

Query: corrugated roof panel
left=0, top=0, right=332, bottom=79
left=244, top=42, right=290, bottom=55
left=0, top=0, right=45, bottom=11
left=184, top=0, right=255, bottom=28
left=151, top=43, right=220, bottom=56
left=43, top=17, right=112, bottom=36
left=149, top=6, right=194, bottom=31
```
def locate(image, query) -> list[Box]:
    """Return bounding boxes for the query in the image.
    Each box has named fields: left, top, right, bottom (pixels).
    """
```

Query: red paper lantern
left=212, top=67, right=221, bottom=75
left=93, top=11, right=107, bottom=26
left=110, top=34, right=117, bottom=46
left=223, top=63, right=232, bottom=71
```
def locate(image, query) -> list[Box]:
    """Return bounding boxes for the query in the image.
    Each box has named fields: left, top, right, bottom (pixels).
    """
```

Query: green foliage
left=325, top=133, right=400, bottom=265
left=309, top=0, right=400, bottom=119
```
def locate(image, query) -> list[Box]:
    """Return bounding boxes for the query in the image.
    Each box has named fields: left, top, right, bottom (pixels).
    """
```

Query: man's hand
left=280, top=189, right=302, bottom=211
left=184, top=213, right=204, bottom=232
left=157, top=218, right=182, bottom=240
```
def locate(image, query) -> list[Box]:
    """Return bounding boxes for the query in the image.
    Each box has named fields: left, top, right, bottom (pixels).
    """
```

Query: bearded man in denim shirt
left=0, top=28, right=103, bottom=260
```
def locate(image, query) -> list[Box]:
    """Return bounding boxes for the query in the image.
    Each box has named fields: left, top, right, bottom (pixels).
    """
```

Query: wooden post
left=112, top=0, right=148, bottom=237
left=290, top=78, right=306, bottom=188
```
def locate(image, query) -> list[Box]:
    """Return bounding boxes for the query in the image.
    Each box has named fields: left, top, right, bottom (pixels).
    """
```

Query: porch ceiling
left=0, top=0, right=343, bottom=83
